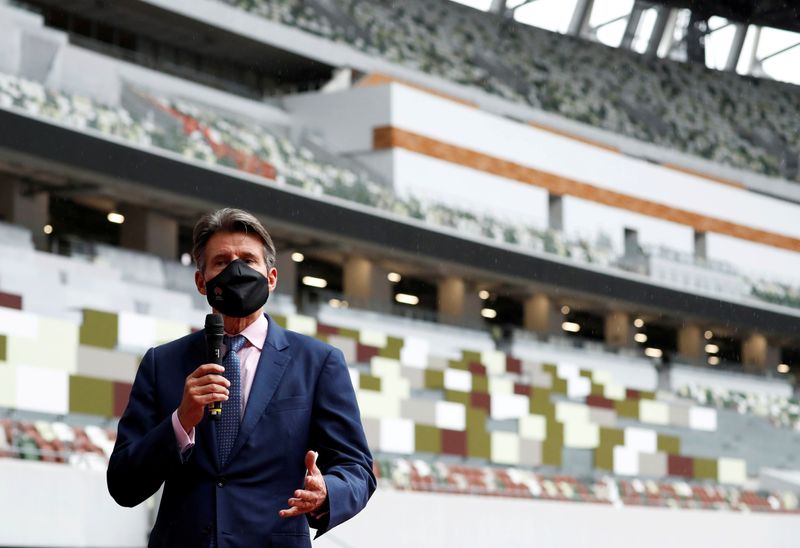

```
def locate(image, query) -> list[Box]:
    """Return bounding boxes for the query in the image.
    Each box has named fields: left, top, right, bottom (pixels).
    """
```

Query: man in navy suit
left=108, top=208, right=375, bottom=547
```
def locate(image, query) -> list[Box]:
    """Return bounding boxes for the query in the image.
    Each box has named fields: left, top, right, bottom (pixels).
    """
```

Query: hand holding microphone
left=205, top=314, right=225, bottom=420
left=175, top=314, right=229, bottom=433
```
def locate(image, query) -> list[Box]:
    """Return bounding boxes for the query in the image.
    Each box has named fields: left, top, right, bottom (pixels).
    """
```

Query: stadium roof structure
left=648, top=0, right=800, bottom=34
left=497, top=0, right=800, bottom=32
left=491, top=0, right=800, bottom=74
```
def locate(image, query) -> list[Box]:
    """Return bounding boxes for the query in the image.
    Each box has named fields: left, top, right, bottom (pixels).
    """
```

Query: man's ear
left=268, top=267, right=278, bottom=293
left=195, top=270, right=207, bottom=295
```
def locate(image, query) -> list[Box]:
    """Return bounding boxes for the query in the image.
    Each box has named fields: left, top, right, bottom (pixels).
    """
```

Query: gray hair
left=192, top=208, right=276, bottom=272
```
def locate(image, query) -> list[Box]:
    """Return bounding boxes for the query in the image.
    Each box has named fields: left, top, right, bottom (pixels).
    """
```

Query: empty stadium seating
left=677, top=383, right=800, bottom=431
left=2, top=415, right=797, bottom=514
left=2, top=2, right=800, bottom=312
left=2, top=239, right=799, bottom=514
left=0, top=417, right=113, bottom=471
left=214, top=0, right=800, bottom=184
left=0, top=70, right=607, bottom=273
left=2, top=69, right=800, bottom=311
left=0, top=260, right=739, bottom=463
left=3, top=2, right=800, bottom=545
left=372, top=456, right=800, bottom=513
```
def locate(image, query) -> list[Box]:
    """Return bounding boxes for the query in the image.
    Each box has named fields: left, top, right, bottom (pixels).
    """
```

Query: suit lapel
left=226, top=314, right=290, bottom=466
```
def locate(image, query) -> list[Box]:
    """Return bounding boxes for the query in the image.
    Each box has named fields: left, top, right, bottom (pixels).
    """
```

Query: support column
left=677, top=323, right=703, bottom=359
left=605, top=311, right=633, bottom=347
left=438, top=276, right=465, bottom=320
left=548, top=194, right=563, bottom=231
left=659, top=8, right=680, bottom=58
left=438, top=278, right=484, bottom=327
left=741, top=333, right=768, bottom=371
left=369, top=263, right=393, bottom=309
left=745, top=26, right=762, bottom=75
left=620, top=1, right=645, bottom=50
left=343, top=256, right=373, bottom=302
left=694, top=231, right=707, bottom=262
left=523, top=293, right=559, bottom=333
left=120, top=205, right=178, bottom=260
left=645, top=6, right=671, bottom=58
left=489, top=0, right=507, bottom=15
left=767, top=345, right=780, bottom=371
left=463, top=284, right=483, bottom=325
left=0, top=178, right=49, bottom=251
left=724, top=23, right=748, bottom=72
left=624, top=228, right=641, bottom=257
left=567, top=0, right=595, bottom=37
left=686, top=11, right=708, bottom=65
left=437, top=277, right=484, bottom=327
left=275, top=250, right=298, bottom=300
left=343, top=256, right=393, bottom=309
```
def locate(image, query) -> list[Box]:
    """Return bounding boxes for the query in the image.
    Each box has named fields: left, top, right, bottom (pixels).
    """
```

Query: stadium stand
left=0, top=418, right=112, bottom=469
left=3, top=413, right=798, bottom=514
left=1, top=0, right=800, bottom=545
left=372, top=456, right=800, bottom=513
left=677, top=383, right=800, bottom=431
left=3, top=69, right=800, bottom=311
left=213, top=0, right=800, bottom=183
left=2, top=241, right=798, bottom=496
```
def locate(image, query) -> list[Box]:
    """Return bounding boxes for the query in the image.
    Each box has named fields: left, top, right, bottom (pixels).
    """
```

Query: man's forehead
left=206, top=231, right=263, bottom=253
left=210, top=247, right=258, bottom=256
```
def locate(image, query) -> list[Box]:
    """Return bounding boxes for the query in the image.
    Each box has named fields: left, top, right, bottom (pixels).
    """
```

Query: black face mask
left=205, top=259, right=269, bottom=318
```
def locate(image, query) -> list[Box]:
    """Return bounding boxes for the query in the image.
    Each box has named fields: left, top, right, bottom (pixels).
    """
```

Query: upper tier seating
left=677, top=383, right=800, bottom=431
left=215, top=0, right=800, bottom=183
left=2, top=73, right=799, bottom=311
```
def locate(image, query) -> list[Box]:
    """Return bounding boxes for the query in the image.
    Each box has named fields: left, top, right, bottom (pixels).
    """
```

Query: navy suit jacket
left=107, top=314, right=375, bottom=548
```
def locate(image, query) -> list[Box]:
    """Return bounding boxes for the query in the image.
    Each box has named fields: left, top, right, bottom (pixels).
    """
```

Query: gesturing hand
left=279, top=451, right=328, bottom=518
left=176, top=363, right=230, bottom=434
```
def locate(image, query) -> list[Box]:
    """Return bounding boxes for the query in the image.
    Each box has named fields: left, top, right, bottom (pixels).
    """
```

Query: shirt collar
left=231, top=313, right=268, bottom=351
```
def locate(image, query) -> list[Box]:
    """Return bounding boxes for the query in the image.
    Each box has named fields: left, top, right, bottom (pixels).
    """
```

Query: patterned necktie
left=217, top=334, right=246, bottom=466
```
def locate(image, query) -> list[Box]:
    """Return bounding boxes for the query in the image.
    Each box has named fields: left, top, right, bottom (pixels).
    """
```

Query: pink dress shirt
left=171, top=314, right=269, bottom=453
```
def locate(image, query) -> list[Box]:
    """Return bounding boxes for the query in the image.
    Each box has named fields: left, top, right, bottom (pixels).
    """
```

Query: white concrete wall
left=0, top=4, right=64, bottom=77
left=389, top=84, right=800, bottom=241
left=287, top=83, right=800, bottom=283
left=562, top=196, right=695, bottom=256
left=384, top=84, right=800, bottom=243
left=315, top=488, right=800, bottom=548
left=286, top=85, right=392, bottom=153
left=0, top=459, right=150, bottom=547
left=705, top=233, right=800, bottom=286
left=0, top=4, right=291, bottom=126
left=388, top=148, right=550, bottom=227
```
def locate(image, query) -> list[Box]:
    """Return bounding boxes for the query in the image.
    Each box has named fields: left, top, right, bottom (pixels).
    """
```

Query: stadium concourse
left=1, top=0, right=800, bottom=546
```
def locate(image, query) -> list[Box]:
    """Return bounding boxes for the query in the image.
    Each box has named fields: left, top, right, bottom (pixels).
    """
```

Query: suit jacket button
left=217, top=477, right=226, bottom=487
